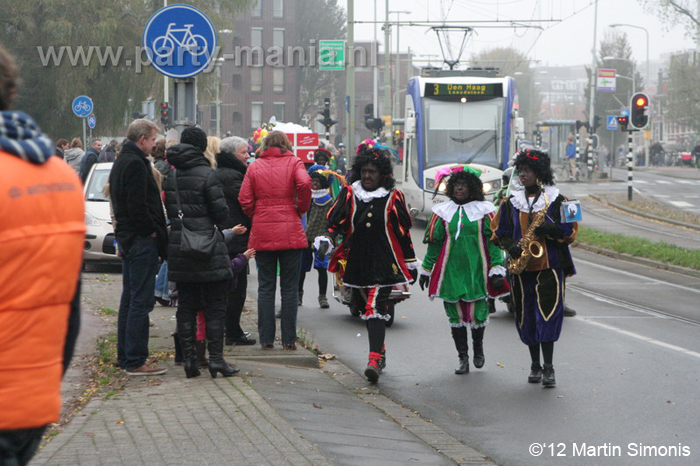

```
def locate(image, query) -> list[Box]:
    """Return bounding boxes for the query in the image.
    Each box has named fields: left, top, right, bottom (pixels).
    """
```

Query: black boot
left=542, top=364, right=556, bottom=388
left=528, top=363, right=543, bottom=383
left=206, top=317, right=240, bottom=378
left=450, top=326, right=469, bottom=374
left=195, top=340, right=208, bottom=368
left=173, top=332, right=183, bottom=365
left=472, top=327, right=485, bottom=369
left=177, top=318, right=200, bottom=379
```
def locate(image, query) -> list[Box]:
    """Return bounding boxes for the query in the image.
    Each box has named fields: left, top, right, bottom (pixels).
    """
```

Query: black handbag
left=173, top=169, right=218, bottom=261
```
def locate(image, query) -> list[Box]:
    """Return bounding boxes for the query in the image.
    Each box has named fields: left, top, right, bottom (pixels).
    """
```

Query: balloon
left=260, top=129, right=268, bottom=139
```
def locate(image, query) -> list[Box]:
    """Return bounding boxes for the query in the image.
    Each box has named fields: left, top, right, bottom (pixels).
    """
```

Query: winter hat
left=181, top=127, right=208, bottom=152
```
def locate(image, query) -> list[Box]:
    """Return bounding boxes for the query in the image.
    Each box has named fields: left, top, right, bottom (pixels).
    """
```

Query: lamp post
left=610, top=23, right=650, bottom=166
left=389, top=10, right=410, bottom=125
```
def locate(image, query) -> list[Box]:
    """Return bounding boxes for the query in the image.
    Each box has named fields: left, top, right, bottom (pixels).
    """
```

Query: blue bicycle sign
left=87, top=114, right=96, bottom=129
left=72, top=95, right=94, bottom=118
left=143, top=4, right=217, bottom=79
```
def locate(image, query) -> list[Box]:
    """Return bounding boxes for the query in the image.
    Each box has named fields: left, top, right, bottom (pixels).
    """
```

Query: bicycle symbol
left=152, top=23, right=208, bottom=58
left=74, top=101, right=91, bottom=113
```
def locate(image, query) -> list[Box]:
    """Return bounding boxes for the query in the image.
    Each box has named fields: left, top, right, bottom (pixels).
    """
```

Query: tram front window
left=424, top=98, right=504, bottom=169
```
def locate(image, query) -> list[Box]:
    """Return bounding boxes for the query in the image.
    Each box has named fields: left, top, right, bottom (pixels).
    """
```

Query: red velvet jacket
left=239, top=147, right=311, bottom=251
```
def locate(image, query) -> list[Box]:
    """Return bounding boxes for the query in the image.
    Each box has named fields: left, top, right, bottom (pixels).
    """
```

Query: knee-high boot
left=471, top=327, right=485, bottom=369
left=450, top=326, right=469, bottom=374
left=205, top=317, right=240, bottom=378
left=177, top=318, right=200, bottom=378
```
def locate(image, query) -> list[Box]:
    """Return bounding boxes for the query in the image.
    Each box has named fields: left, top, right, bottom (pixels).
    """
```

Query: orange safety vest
left=0, top=152, right=86, bottom=430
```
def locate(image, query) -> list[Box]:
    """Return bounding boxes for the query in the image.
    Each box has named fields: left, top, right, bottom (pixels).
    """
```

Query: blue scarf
left=0, top=111, right=55, bottom=164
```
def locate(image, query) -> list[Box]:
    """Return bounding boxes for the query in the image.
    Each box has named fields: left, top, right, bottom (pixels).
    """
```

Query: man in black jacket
left=109, top=119, right=168, bottom=376
left=79, top=138, right=102, bottom=183
left=217, top=136, right=255, bottom=346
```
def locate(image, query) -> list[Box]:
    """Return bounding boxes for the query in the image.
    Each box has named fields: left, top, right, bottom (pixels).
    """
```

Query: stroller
left=331, top=258, right=411, bottom=327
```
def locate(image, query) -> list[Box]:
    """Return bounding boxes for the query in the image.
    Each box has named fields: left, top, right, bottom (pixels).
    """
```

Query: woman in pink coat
left=239, top=131, right=311, bottom=350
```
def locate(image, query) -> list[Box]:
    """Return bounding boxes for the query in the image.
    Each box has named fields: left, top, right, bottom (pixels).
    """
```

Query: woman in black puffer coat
left=163, top=127, right=237, bottom=379
left=215, top=136, right=255, bottom=346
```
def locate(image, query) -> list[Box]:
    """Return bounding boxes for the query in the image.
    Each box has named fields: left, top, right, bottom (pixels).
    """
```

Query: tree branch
left=669, top=1, right=700, bottom=27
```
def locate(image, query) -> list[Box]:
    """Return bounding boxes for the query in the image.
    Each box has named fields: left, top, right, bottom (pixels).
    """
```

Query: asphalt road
left=279, top=222, right=700, bottom=466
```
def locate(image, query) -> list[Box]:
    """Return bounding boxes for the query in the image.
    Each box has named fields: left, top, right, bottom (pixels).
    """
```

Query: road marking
left=655, top=180, right=672, bottom=184
left=669, top=201, right=694, bottom=207
left=634, top=179, right=649, bottom=184
left=652, top=194, right=670, bottom=198
left=677, top=180, right=695, bottom=184
left=584, top=319, right=700, bottom=360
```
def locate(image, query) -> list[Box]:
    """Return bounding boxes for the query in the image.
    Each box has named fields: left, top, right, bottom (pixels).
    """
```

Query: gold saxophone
left=507, top=186, right=549, bottom=275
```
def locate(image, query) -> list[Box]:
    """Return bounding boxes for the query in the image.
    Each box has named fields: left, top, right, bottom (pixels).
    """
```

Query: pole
left=346, top=0, right=356, bottom=165
left=373, top=0, right=378, bottom=121
left=587, top=0, right=599, bottom=134
left=82, top=118, right=87, bottom=151
left=163, top=0, right=169, bottom=104
left=394, top=12, right=400, bottom=125
left=383, top=0, right=391, bottom=128
left=575, top=131, right=580, bottom=180
left=586, top=135, right=593, bottom=180
left=627, top=130, right=634, bottom=201
left=609, top=130, right=614, bottom=180
left=215, top=62, right=221, bottom=138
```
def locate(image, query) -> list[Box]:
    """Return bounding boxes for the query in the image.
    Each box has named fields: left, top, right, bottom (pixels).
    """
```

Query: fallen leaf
left=116, top=421, right=124, bottom=424
left=313, top=403, right=323, bottom=409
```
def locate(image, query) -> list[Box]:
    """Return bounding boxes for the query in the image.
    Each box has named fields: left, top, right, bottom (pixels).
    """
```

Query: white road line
left=652, top=194, right=670, bottom=198
left=669, top=201, right=695, bottom=207
left=656, top=180, right=672, bottom=184
left=634, top=179, right=649, bottom=184
left=584, top=319, right=700, bottom=360
left=677, top=180, right=695, bottom=184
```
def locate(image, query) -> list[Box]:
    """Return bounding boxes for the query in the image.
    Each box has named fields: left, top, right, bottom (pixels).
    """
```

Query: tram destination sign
left=425, top=82, right=503, bottom=101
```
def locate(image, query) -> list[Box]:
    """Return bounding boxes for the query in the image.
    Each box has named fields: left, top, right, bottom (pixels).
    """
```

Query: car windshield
left=424, top=97, right=504, bottom=169
left=85, top=168, right=111, bottom=201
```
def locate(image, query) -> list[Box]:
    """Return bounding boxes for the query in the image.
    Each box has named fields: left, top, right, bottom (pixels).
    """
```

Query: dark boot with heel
left=451, top=326, right=469, bottom=374
left=195, top=339, right=208, bottom=367
left=177, top=319, right=200, bottom=379
left=528, top=363, right=543, bottom=383
left=542, top=364, right=556, bottom=388
left=206, top=317, right=240, bottom=378
left=173, top=332, right=183, bottom=365
left=471, top=327, right=485, bottom=369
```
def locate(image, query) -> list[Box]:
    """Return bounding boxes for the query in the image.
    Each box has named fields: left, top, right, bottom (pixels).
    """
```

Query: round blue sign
left=72, top=95, right=94, bottom=118
left=87, top=114, right=96, bottom=129
left=143, top=4, right=217, bottom=79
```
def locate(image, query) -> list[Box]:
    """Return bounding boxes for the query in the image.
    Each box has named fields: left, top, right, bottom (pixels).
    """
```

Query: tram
left=396, top=69, right=522, bottom=220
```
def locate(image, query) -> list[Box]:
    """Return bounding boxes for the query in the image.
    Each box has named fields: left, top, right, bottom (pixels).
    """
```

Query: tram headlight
left=482, top=179, right=500, bottom=194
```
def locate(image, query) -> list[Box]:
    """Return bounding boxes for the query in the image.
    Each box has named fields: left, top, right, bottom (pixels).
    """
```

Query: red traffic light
left=161, top=102, right=168, bottom=109
left=634, top=96, right=647, bottom=107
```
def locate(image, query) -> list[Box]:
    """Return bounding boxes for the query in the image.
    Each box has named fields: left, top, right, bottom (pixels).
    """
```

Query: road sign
left=606, top=115, right=618, bottom=131
left=621, top=108, right=630, bottom=117
left=72, top=95, right=94, bottom=118
left=143, top=4, right=217, bottom=79
left=87, top=114, right=96, bottom=129
left=596, top=69, right=616, bottom=92
left=319, top=40, right=345, bottom=71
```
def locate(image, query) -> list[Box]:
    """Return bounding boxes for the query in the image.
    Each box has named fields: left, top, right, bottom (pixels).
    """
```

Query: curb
left=589, top=194, right=700, bottom=232
left=573, top=242, right=700, bottom=279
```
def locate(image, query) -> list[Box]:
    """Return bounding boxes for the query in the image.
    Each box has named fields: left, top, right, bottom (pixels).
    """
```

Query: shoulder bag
left=173, top=169, right=218, bottom=261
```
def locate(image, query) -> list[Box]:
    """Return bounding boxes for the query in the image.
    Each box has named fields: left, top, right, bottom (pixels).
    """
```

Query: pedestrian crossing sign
left=606, top=115, right=618, bottom=131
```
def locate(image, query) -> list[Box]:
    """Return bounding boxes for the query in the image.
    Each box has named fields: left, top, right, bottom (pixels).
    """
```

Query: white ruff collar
left=352, top=180, right=389, bottom=203
left=432, top=200, right=496, bottom=223
left=311, top=189, right=329, bottom=199
left=510, top=186, right=559, bottom=213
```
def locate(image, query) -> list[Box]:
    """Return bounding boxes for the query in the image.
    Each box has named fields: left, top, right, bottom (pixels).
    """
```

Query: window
left=251, top=67, right=262, bottom=92
left=232, top=74, right=242, bottom=90
left=251, top=28, right=263, bottom=48
left=273, top=29, right=284, bottom=48
left=252, top=0, right=262, bottom=17
left=273, top=0, right=283, bottom=17
left=273, top=103, right=285, bottom=121
left=210, top=104, right=217, bottom=121
left=251, top=103, right=263, bottom=129
left=273, top=68, right=284, bottom=92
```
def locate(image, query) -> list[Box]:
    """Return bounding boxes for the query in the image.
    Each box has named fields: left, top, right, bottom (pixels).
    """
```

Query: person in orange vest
left=0, top=44, right=86, bottom=465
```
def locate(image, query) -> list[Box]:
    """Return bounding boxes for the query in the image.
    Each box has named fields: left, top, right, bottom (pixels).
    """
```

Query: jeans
left=154, top=260, right=169, bottom=300
left=117, top=236, right=159, bottom=370
left=256, top=249, right=302, bottom=346
left=0, top=426, right=46, bottom=466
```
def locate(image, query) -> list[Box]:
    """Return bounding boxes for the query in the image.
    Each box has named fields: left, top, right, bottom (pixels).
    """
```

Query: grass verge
left=576, top=225, right=700, bottom=271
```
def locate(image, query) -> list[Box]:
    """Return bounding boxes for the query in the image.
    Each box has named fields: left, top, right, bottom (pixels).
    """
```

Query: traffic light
left=160, top=102, right=172, bottom=129
left=534, top=130, right=542, bottom=147
left=592, top=115, right=601, bottom=133
left=364, top=103, right=374, bottom=131
left=630, top=92, right=649, bottom=129
left=616, top=116, right=629, bottom=130
left=317, top=98, right=338, bottom=129
left=576, top=120, right=589, bottom=132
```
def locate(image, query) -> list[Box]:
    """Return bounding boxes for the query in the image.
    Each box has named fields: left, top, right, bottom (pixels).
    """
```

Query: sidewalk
left=33, top=275, right=494, bottom=466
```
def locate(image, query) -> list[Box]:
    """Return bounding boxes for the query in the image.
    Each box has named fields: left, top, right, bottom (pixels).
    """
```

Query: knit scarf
left=0, top=111, right=55, bottom=164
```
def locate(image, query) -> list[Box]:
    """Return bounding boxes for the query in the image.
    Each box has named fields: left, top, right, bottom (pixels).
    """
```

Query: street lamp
left=389, top=10, right=411, bottom=124
left=609, top=24, right=649, bottom=87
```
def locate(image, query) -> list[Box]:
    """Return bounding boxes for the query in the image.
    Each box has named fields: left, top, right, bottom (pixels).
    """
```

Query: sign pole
left=82, top=118, right=87, bottom=151
left=575, top=132, right=580, bottom=180
left=627, top=130, right=634, bottom=201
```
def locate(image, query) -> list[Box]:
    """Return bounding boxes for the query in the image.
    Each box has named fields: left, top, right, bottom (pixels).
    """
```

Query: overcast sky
left=347, top=0, right=696, bottom=68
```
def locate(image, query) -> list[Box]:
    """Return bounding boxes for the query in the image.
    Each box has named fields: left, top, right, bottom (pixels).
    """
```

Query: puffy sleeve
left=239, top=167, right=255, bottom=217
left=492, top=197, right=514, bottom=248
left=421, top=213, right=445, bottom=274
left=390, top=189, right=416, bottom=263
left=483, top=213, right=505, bottom=270
left=294, top=158, right=312, bottom=215
left=326, top=186, right=353, bottom=239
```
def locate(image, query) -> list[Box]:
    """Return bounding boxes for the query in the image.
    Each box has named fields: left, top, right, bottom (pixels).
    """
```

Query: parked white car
left=83, top=162, right=119, bottom=263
